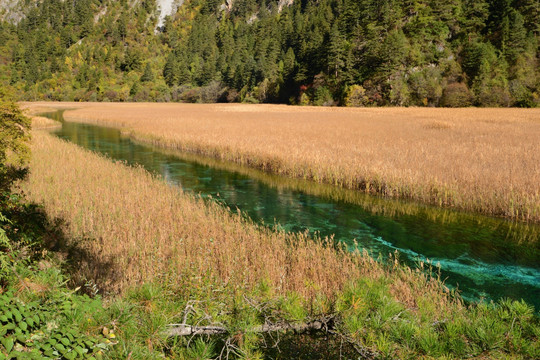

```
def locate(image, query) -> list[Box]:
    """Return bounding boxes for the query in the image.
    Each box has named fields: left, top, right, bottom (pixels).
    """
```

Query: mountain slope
left=0, top=0, right=538, bottom=106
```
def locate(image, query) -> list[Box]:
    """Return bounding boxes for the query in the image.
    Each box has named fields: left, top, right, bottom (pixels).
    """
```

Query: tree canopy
left=0, top=0, right=538, bottom=106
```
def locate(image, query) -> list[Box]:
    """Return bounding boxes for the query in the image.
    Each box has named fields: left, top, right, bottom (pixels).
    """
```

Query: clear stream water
left=44, top=111, right=540, bottom=309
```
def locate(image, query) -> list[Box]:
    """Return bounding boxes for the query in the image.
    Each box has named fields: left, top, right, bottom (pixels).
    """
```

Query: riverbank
left=14, top=130, right=539, bottom=358
left=40, top=110, right=540, bottom=308
left=24, top=102, right=540, bottom=223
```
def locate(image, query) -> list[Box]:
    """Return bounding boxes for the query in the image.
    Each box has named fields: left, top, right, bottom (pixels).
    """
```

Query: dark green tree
left=141, top=63, right=154, bottom=82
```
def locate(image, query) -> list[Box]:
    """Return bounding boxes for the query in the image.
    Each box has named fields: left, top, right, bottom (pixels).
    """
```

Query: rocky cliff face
left=0, top=0, right=25, bottom=24
left=222, top=0, right=294, bottom=13
left=278, top=0, right=294, bottom=11
left=157, top=0, right=184, bottom=28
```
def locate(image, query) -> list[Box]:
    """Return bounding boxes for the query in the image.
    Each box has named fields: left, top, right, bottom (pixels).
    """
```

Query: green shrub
left=0, top=213, right=12, bottom=282
left=0, top=101, right=31, bottom=179
left=477, top=85, right=512, bottom=107
left=313, top=86, right=334, bottom=106
left=344, top=85, right=369, bottom=107
left=441, top=83, right=473, bottom=107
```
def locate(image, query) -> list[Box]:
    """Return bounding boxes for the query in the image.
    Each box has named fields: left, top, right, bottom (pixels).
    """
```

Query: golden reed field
left=25, top=102, right=540, bottom=222
left=22, top=131, right=455, bottom=312
left=20, top=117, right=539, bottom=359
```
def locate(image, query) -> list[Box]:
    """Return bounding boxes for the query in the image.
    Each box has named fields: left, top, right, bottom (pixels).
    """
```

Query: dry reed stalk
left=21, top=131, right=457, bottom=316
left=24, top=102, right=539, bottom=222
left=31, top=116, right=61, bottom=129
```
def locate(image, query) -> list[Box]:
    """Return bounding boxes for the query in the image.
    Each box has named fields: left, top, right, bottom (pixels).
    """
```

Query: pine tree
left=141, top=63, right=154, bottom=82
left=505, top=10, right=527, bottom=62
left=327, top=23, right=346, bottom=83
left=163, top=54, right=179, bottom=86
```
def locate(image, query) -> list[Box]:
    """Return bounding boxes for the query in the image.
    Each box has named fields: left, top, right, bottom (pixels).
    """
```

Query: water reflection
left=43, top=110, right=540, bottom=309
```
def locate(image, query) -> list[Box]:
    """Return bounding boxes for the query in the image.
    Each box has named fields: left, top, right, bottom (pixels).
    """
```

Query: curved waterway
left=43, top=110, right=540, bottom=309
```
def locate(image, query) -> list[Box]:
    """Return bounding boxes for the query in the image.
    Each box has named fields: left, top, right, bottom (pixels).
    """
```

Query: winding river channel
left=44, top=110, right=540, bottom=309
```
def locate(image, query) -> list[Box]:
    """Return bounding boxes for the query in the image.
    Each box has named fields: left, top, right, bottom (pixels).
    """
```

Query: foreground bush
left=1, top=101, right=114, bottom=358
left=0, top=191, right=115, bottom=359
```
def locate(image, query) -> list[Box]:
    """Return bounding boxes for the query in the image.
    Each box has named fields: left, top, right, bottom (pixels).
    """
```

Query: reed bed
left=18, top=131, right=539, bottom=358
left=22, top=131, right=450, bottom=306
left=26, top=102, right=540, bottom=222
left=150, top=146, right=540, bottom=245
left=31, top=116, right=61, bottom=129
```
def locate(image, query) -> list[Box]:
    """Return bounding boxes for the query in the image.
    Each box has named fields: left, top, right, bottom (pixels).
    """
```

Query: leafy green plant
left=0, top=213, right=13, bottom=282
left=0, top=101, right=31, bottom=174
left=0, top=289, right=114, bottom=359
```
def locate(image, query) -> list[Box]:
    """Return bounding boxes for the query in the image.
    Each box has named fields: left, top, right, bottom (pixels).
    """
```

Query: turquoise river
left=44, top=110, right=540, bottom=309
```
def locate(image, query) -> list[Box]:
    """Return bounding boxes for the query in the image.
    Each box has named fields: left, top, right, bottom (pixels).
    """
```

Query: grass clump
left=335, top=278, right=539, bottom=358
left=30, top=116, right=61, bottom=130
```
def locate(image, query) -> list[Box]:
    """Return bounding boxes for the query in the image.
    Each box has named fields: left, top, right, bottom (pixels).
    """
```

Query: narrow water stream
left=44, top=110, right=540, bottom=309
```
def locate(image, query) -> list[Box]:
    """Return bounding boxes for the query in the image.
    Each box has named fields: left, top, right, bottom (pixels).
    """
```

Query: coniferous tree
left=0, top=0, right=538, bottom=106
left=141, top=63, right=154, bottom=82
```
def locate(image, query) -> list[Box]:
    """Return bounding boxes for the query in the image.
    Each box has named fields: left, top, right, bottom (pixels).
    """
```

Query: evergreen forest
left=0, top=0, right=539, bottom=106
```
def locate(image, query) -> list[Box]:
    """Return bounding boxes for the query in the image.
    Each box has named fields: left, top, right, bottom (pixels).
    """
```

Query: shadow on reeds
left=39, top=216, right=119, bottom=295
left=8, top=188, right=118, bottom=295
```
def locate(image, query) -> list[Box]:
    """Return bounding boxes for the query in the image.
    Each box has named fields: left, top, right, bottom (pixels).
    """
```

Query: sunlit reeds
left=22, top=132, right=450, bottom=304
left=25, top=102, right=539, bottom=222
left=31, top=116, right=61, bottom=129
left=19, top=131, right=539, bottom=358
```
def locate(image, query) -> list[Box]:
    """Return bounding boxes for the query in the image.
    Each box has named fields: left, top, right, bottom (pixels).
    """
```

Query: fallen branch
left=164, top=317, right=333, bottom=337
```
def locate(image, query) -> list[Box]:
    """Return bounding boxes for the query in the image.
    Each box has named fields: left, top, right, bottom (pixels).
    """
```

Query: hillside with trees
left=0, top=0, right=538, bottom=106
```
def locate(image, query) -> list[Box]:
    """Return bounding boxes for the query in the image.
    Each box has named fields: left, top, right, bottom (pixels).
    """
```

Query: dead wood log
left=165, top=316, right=378, bottom=359
left=164, top=318, right=332, bottom=337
